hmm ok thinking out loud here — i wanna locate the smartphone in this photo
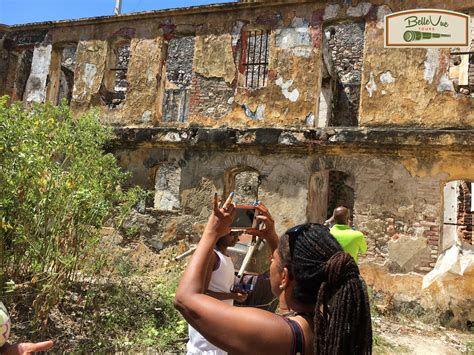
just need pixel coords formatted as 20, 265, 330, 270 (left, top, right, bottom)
231, 205, 258, 230
231, 282, 254, 293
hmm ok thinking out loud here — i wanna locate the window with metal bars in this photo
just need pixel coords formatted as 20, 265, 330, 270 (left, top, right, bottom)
449, 50, 474, 94
243, 30, 270, 89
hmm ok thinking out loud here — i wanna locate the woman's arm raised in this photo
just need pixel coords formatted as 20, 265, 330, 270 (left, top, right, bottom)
174, 194, 292, 354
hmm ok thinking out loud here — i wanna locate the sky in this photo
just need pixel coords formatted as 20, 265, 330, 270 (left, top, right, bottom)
0, 0, 233, 25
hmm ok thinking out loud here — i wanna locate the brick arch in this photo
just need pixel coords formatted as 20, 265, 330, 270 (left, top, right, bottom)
309, 156, 365, 178
224, 166, 261, 203
222, 154, 270, 176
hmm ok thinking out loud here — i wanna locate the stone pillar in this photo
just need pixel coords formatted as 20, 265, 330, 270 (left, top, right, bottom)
24, 44, 52, 104
443, 181, 458, 249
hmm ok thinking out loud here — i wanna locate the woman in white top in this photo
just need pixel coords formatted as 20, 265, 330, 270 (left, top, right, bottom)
187, 231, 248, 355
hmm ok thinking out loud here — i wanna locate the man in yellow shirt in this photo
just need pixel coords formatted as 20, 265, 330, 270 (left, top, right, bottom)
329, 206, 367, 263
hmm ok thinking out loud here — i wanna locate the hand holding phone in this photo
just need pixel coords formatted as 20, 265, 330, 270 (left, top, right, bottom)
230, 205, 259, 230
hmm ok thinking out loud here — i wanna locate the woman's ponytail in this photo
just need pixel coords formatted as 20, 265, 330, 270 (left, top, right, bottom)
314, 252, 372, 355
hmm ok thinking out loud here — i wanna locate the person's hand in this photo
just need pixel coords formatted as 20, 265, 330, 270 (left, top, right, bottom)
232, 292, 248, 303
1, 340, 54, 355
248, 203, 278, 241
204, 192, 236, 239
324, 215, 335, 227
247, 203, 279, 252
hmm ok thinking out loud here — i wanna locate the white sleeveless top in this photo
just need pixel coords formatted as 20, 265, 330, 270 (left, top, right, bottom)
187, 249, 235, 355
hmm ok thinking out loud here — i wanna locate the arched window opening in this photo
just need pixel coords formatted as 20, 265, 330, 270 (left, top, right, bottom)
154, 163, 181, 211
225, 167, 260, 204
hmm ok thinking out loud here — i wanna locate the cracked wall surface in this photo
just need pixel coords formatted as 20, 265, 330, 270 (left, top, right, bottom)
2, 1, 473, 128
163, 36, 194, 122
2, 1, 474, 128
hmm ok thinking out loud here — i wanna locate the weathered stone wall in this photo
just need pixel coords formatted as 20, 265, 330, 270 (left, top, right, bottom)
325, 21, 365, 127
109, 125, 473, 325
163, 36, 194, 122
2, 1, 473, 128
457, 181, 473, 244
360, 4, 474, 127
111, 127, 472, 272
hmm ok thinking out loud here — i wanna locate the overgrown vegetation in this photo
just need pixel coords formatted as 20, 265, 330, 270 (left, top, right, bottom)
76, 275, 187, 352
0, 98, 142, 328
0, 99, 188, 352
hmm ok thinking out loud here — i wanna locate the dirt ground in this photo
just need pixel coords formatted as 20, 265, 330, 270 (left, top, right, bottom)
373, 315, 473, 354
6, 239, 473, 354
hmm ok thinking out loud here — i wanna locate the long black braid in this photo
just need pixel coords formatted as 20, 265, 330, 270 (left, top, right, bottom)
278, 224, 372, 355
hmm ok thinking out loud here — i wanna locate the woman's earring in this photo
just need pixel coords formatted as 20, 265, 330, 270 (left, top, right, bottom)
279, 284, 284, 290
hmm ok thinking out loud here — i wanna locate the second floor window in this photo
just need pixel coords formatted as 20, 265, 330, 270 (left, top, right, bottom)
243, 30, 269, 89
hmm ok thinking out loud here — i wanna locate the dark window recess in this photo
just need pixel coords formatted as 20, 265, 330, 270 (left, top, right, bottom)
101, 41, 130, 109
57, 46, 76, 104
15, 49, 33, 102
113, 43, 130, 93
321, 22, 365, 127
244, 30, 269, 89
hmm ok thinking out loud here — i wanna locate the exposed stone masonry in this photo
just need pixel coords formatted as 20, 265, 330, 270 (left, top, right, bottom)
115, 43, 130, 92
57, 46, 76, 104
154, 163, 181, 211
234, 170, 259, 204
325, 21, 365, 127
14, 49, 33, 101
163, 36, 194, 122
458, 181, 473, 244
189, 73, 234, 119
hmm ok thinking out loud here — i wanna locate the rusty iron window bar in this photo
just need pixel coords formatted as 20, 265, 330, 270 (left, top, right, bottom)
244, 30, 270, 89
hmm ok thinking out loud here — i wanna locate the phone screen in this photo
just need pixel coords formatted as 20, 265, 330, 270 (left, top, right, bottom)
231, 207, 256, 229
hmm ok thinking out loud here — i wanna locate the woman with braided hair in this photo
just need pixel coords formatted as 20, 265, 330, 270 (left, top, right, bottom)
174, 193, 372, 354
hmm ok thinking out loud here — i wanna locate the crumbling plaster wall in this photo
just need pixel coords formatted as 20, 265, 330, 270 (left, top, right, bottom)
51, 23, 166, 126
3, 1, 474, 128
110, 140, 473, 324
361, 263, 474, 329
112, 142, 473, 273
0, 29, 49, 101
102, 35, 165, 126
360, 2, 474, 128
183, 5, 326, 127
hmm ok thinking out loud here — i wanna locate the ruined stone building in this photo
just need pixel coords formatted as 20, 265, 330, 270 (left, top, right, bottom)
0, 0, 473, 327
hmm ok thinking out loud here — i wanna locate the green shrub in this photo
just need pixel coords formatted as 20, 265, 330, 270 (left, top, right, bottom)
77, 276, 187, 353
0, 98, 141, 328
